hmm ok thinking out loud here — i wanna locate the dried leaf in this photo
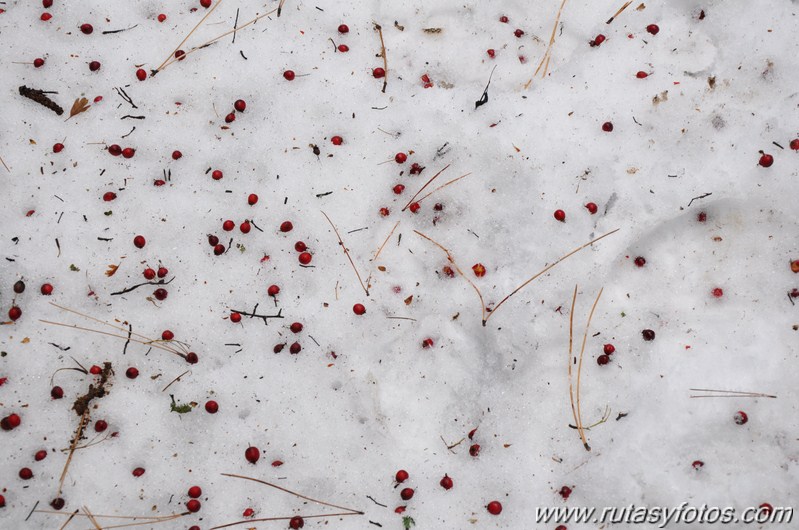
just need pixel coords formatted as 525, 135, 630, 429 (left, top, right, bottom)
404, 295, 413, 305
67, 97, 91, 120
105, 263, 120, 277
21, 337, 30, 344
29, 139, 37, 145
377, 265, 386, 272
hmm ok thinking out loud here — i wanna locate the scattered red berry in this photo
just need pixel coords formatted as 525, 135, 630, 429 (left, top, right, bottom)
136, 68, 147, 81
603, 343, 615, 355
214, 244, 225, 255
298, 252, 312, 265
394, 152, 407, 164
289, 516, 305, 529
712, 287, 723, 298
440, 474, 453, 490
185, 352, 199, 364
157, 267, 168, 278
122, 147, 135, 158
230, 312, 242, 323
40, 283, 53, 295
94, 420, 108, 432
8, 306, 22, 321
153, 288, 168, 301
89, 60, 101, 71
90, 365, 102, 375
590, 34, 606, 47
642, 329, 656, 341
171, 150, 182, 160
634, 256, 646, 267
103, 191, 117, 202
353, 303, 366, 315
636, 71, 649, 79
280, 221, 294, 232
205, 400, 218, 414
19, 467, 33, 480
393, 184, 405, 194
409, 202, 421, 213
289, 322, 304, 333
759, 153, 774, 167
43, 0, 53, 7
289, 342, 301, 354
759, 503, 773, 516
80, 23, 93, 34
126, 367, 139, 379
50, 498, 65, 510
559, 486, 573, 500
248, 193, 258, 205
487, 501, 503, 515
734, 410, 748, 425
240, 220, 251, 234
602, 121, 614, 132
208, 235, 220, 246
338, 24, 349, 34
697, 211, 707, 222
200, 0, 212, 8
400, 488, 414, 501
372, 67, 386, 79
469, 444, 481, 457
487, 49, 496, 58
294, 241, 307, 252
379, 207, 390, 217
597, 354, 610, 365
212, 169, 223, 180
790, 139, 799, 150
422, 337, 434, 348
243, 508, 255, 517
51, 386, 64, 399
395, 469, 409, 483
186, 499, 201, 513
791, 260, 799, 273
35, 449, 48, 461
157, 13, 166, 22
234, 99, 246, 112
499, 15, 509, 23
646, 24, 660, 35
472, 263, 486, 277
34, 57, 45, 68
283, 70, 296, 81
222, 220, 235, 231
692, 460, 704, 470
108, 144, 122, 156
1, 413, 21, 430
337, 44, 349, 52
225, 112, 236, 123
245, 446, 260, 464
268, 284, 280, 297
554, 209, 566, 222
188, 486, 202, 498
132, 467, 145, 477
514, 29, 524, 38
52, 142, 64, 153
143, 268, 156, 280
331, 135, 343, 145
41, 12, 53, 21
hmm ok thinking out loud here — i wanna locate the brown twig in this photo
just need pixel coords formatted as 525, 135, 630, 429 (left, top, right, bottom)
606, 0, 633, 24
161, 370, 191, 392
211, 512, 361, 530
57, 509, 79, 530
0, 155, 9, 172
155, 0, 224, 73
413, 230, 486, 322
372, 221, 400, 261
566, 285, 584, 448
689, 388, 777, 399
19, 85, 64, 115
58, 411, 90, 497
277, 0, 287, 16
373, 23, 388, 93
322, 211, 370, 296
83, 506, 102, 530
525, 0, 570, 88
110, 277, 174, 296
402, 164, 450, 211
483, 228, 619, 325
576, 287, 603, 451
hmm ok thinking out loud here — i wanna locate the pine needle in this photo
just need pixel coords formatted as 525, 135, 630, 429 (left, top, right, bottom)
321, 211, 370, 296
402, 164, 450, 211
57, 411, 90, 497
155, 0, 224, 73
525, 0, 569, 87
575, 287, 603, 451
373, 221, 400, 262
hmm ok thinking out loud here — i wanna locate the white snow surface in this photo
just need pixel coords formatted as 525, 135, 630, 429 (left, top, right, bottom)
1, 1, 798, 529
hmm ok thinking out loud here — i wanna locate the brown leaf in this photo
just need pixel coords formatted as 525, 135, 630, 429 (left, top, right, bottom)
105, 263, 120, 277
377, 265, 386, 272
67, 97, 91, 120
404, 295, 413, 305
21, 337, 30, 344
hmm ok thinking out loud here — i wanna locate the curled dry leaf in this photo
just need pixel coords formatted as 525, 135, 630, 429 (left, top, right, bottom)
404, 295, 413, 305
105, 264, 120, 277
67, 97, 91, 121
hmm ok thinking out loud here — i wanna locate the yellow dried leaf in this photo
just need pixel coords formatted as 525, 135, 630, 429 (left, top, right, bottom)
67, 97, 91, 120
105, 263, 120, 277
21, 337, 30, 344
377, 265, 386, 272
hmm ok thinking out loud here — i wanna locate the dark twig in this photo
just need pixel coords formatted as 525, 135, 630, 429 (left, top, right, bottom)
475, 65, 497, 109
232, 8, 239, 43
687, 192, 712, 207
122, 323, 132, 355
102, 24, 138, 34
366, 496, 387, 508
229, 308, 283, 324
19, 85, 63, 115
111, 277, 174, 296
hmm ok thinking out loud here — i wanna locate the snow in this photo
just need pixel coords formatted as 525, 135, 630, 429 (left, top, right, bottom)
1, 1, 798, 529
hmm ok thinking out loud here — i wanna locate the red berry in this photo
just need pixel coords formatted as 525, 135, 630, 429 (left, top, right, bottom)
289, 342, 301, 354
122, 147, 135, 158
394, 152, 407, 163
157, 267, 168, 278
80, 23, 93, 34
102, 191, 117, 202
245, 446, 260, 463
133, 235, 146, 248
559, 486, 573, 499
499, 15, 509, 23
331, 135, 343, 145
487, 49, 496, 58
283, 70, 296, 81
298, 252, 312, 265
409, 202, 421, 213
422, 337, 434, 348
240, 220, 251, 234
200, 0, 212, 8
712, 287, 723, 298
225, 112, 236, 123
442, 266, 455, 278
289, 516, 305, 529
43, 0, 53, 7
234, 99, 246, 112
205, 400, 218, 414
294, 241, 307, 252
602, 121, 614, 132
41, 12, 53, 21
214, 244, 225, 255
19, 467, 33, 480
51, 386, 64, 399
154, 179, 166, 186
692, 460, 704, 470
636, 71, 649, 79
759, 503, 773, 516
393, 184, 405, 194
554, 209, 566, 222
186, 352, 199, 364
8, 306, 22, 321
126, 367, 139, 379
280, 221, 293, 232
34, 58, 45, 68
472, 263, 486, 277
409, 163, 425, 175
734, 410, 748, 425
90, 365, 102, 375
108, 144, 122, 156
372, 67, 386, 78
143, 268, 156, 280
35, 450, 48, 461
642, 329, 656, 341
592, 34, 606, 46
585, 202, 598, 214
268, 284, 280, 297
171, 150, 182, 160
230, 312, 242, 323
13, 280, 25, 293
603, 343, 615, 354
136, 68, 147, 81
646, 24, 660, 35
208, 234, 220, 246
188, 486, 202, 498
790, 139, 799, 150
274, 343, 285, 353
40, 283, 53, 295
50, 498, 65, 510
697, 211, 707, 222
154, 288, 168, 301
290, 322, 304, 333
52, 142, 64, 153
514, 29, 524, 38
89, 60, 101, 71
440, 474, 453, 490
186, 499, 201, 513
395, 469, 409, 483
634, 256, 646, 267
791, 260, 799, 273
379, 207, 390, 217
400, 488, 414, 501
487, 501, 502, 515
132, 467, 145, 477
338, 24, 349, 33
243, 508, 255, 517
94, 420, 108, 432
353, 303, 366, 315
597, 354, 610, 365
469, 444, 480, 457
337, 44, 349, 52
222, 220, 235, 231
759, 153, 774, 167
157, 14, 166, 22
212, 169, 223, 180
2, 413, 21, 430
247, 193, 258, 205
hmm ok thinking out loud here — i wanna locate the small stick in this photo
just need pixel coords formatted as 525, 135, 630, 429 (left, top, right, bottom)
372, 221, 400, 261
414, 172, 472, 206
483, 228, 619, 325
111, 277, 174, 296
155, 0, 224, 73
58, 411, 90, 496
211, 512, 361, 530
689, 388, 777, 398
606, 0, 633, 24
373, 23, 388, 93
576, 287, 603, 451
525, 0, 569, 87
229, 307, 284, 324
232, 8, 239, 43
83, 506, 102, 530
162, 370, 191, 392
58, 509, 79, 530
0, 155, 9, 172
220, 473, 363, 513
402, 164, 451, 211
37, 511, 180, 521
322, 211, 370, 296
277, 0, 286, 16
566, 285, 585, 448
414, 230, 486, 322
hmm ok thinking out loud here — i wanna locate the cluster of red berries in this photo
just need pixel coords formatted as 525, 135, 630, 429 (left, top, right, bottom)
186, 483, 203, 513
274, 321, 306, 354
335, 23, 350, 53
392, 469, 461, 514
224, 98, 247, 124
6, 279, 54, 323
142, 265, 169, 280
552, 202, 599, 222
597, 343, 616, 366
108, 144, 136, 158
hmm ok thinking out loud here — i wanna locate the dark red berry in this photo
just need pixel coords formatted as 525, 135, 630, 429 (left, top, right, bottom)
554, 209, 566, 222
499, 15, 509, 23
40, 283, 53, 295
487, 501, 502, 515
94, 420, 108, 432
379, 207, 390, 217
602, 121, 613, 132
157, 267, 168, 278
157, 14, 166, 22
712, 287, 723, 298
790, 139, 799, 150
245, 446, 260, 463
634, 256, 646, 267
692, 460, 704, 470
593, 34, 606, 46
186, 499, 201, 513
289, 342, 301, 354
188, 485, 202, 498
51, 386, 64, 399
697, 211, 707, 222
13, 280, 25, 293
400, 488, 414, 501
395, 469, 409, 483
734, 411, 748, 425
234, 99, 246, 112
585, 202, 598, 214
52, 142, 63, 153
50, 498, 65, 510
469, 444, 481, 457
222, 220, 235, 231
597, 354, 610, 365
294, 241, 307, 252
185, 352, 199, 364
153, 288, 168, 301
35, 449, 48, 461
372, 67, 386, 79
108, 144, 122, 156
143, 268, 156, 280
200, 0, 212, 8
559, 486, 573, 500
394, 152, 407, 163
338, 24, 349, 33
171, 150, 182, 160
393, 184, 405, 194
33, 57, 45, 68
43, 0, 53, 7
126, 367, 139, 379
642, 329, 655, 341
122, 147, 136, 158
603, 343, 615, 354
283, 70, 296, 81
759, 153, 774, 167
225, 112, 236, 123
8, 306, 22, 321
19, 468, 33, 480
290, 322, 303, 333
514, 29, 524, 38
353, 303, 366, 315
268, 284, 280, 297
2, 413, 21, 430
212, 169, 223, 180
89, 60, 101, 71
90, 365, 102, 375
205, 400, 218, 414
274, 343, 285, 353
298, 252, 312, 265
132, 467, 145, 477
487, 49, 496, 58
280, 221, 293, 232
80, 23, 93, 34
440, 474, 453, 490
240, 220, 251, 234
103, 191, 116, 202
289, 515, 305, 529
646, 24, 660, 35
409, 202, 421, 213
208, 234, 219, 246
213, 244, 225, 255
